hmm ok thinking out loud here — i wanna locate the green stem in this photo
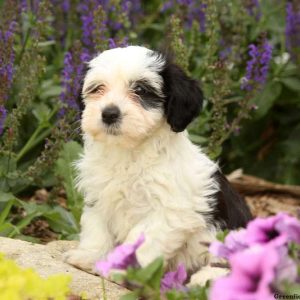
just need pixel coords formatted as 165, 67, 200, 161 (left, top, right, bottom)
16, 27, 32, 65
16, 107, 59, 162
16, 125, 47, 162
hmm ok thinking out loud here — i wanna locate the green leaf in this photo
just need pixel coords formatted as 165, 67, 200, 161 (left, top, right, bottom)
0, 222, 17, 237
32, 103, 51, 123
0, 155, 17, 175
189, 134, 207, 145
55, 141, 83, 211
252, 81, 282, 119
0, 200, 14, 226
0, 192, 18, 225
43, 206, 79, 234
8, 211, 43, 238
16, 201, 48, 215
120, 291, 139, 300
216, 229, 229, 242
37, 40, 56, 47
280, 77, 300, 93
0, 192, 17, 203
40, 85, 62, 100
135, 257, 164, 289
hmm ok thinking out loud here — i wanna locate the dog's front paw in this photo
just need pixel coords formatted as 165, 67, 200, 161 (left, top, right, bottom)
63, 248, 102, 274
188, 266, 229, 287
136, 243, 163, 268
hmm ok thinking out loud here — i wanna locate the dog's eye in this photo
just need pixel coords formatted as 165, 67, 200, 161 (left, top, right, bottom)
134, 85, 147, 95
90, 85, 105, 94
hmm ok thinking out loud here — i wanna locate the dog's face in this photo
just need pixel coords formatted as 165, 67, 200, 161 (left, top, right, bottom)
81, 46, 203, 148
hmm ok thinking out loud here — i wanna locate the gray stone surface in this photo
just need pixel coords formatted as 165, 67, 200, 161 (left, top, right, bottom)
0, 237, 127, 299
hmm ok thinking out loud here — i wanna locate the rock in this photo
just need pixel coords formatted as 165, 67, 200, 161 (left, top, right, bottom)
0, 237, 127, 299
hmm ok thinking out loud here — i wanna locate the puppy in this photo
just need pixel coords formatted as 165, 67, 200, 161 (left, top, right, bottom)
64, 46, 251, 281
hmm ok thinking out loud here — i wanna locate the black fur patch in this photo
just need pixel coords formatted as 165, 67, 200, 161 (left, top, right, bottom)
205, 171, 252, 230
160, 57, 203, 132
132, 79, 165, 110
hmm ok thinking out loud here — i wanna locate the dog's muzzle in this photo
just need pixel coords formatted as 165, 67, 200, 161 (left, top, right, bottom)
102, 105, 121, 125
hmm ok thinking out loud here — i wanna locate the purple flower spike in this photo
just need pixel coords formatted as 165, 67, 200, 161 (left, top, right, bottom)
0, 106, 7, 135
108, 38, 117, 49
161, 264, 187, 292
246, 212, 300, 246
60, 48, 90, 117
96, 234, 145, 277
209, 229, 248, 259
242, 37, 272, 91
0, 20, 17, 134
108, 37, 129, 49
210, 245, 279, 300
245, 0, 261, 20
161, 1, 206, 33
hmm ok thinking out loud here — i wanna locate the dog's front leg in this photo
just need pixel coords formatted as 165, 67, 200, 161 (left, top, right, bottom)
125, 212, 190, 268
64, 206, 113, 273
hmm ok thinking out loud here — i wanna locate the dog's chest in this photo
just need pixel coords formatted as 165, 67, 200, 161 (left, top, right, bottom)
82, 156, 170, 237
78, 138, 217, 242
103, 160, 168, 206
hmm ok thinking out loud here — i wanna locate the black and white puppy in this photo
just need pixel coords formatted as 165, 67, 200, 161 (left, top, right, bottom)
65, 46, 251, 283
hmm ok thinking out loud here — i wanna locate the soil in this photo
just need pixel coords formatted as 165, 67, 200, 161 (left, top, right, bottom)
228, 170, 300, 218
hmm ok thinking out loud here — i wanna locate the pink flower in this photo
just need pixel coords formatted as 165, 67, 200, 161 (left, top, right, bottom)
246, 213, 300, 247
276, 214, 300, 244
210, 245, 279, 300
209, 229, 248, 259
210, 213, 300, 260
161, 264, 187, 292
274, 247, 298, 284
95, 234, 145, 277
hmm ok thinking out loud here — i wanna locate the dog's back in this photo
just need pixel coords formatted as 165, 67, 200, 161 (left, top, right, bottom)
210, 171, 252, 229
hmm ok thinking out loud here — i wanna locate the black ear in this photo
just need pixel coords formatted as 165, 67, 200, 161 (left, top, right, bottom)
161, 61, 203, 132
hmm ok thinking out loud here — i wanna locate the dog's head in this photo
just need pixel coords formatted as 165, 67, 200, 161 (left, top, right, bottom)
81, 46, 203, 147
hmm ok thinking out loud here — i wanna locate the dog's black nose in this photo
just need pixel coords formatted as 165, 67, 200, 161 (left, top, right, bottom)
102, 106, 121, 125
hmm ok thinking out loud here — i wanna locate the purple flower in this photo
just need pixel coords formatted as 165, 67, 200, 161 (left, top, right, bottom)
78, 0, 108, 49
286, 2, 300, 62
161, 264, 187, 292
61, 0, 70, 12
210, 229, 248, 259
60, 48, 90, 116
275, 247, 298, 284
120, 0, 142, 25
108, 38, 117, 49
161, 1, 206, 33
210, 213, 300, 259
0, 106, 7, 135
242, 36, 272, 91
245, 0, 261, 20
219, 46, 232, 60
20, 0, 40, 12
245, 212, 300, 246
0, 21, 17, 95
79, 1, 97, 48
0, 20, 16, 135
210, 245, 279, 300
95, 234, 145, 277
78, 0, 134, 51
108, 37, 129, 49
